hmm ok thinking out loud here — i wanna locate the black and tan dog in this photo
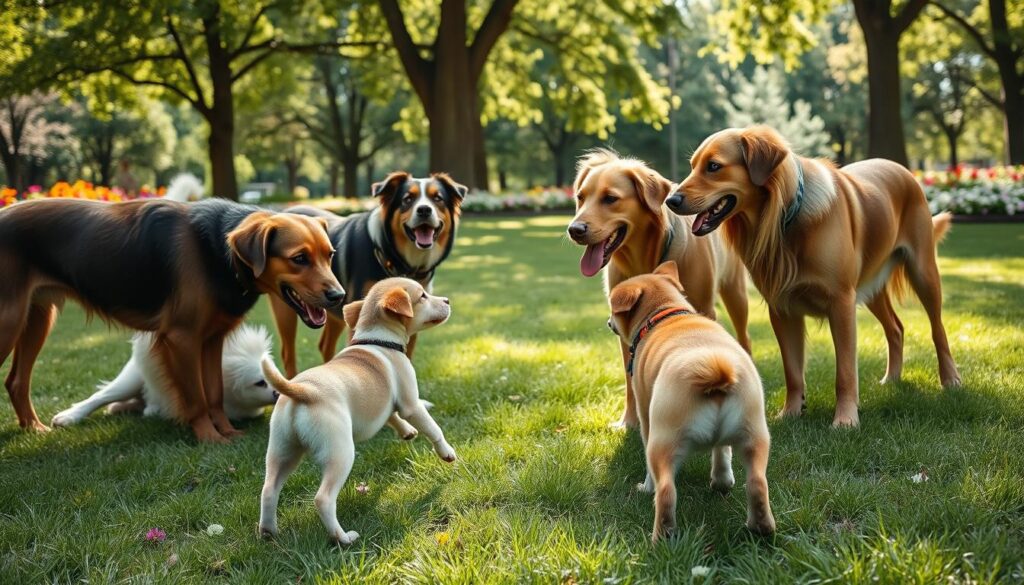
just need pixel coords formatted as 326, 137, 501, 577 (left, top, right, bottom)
0, 198, 343, 442
271, 171, 465, 378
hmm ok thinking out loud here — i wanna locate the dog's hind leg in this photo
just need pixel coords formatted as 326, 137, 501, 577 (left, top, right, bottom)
52, 355, 145, 427
270, 295, 300, 378
647, 435, 687, 543
156, 330, 225, 443
5, 302, 57, 432
259, 435, 303, 539
311, 434, 359, 545
905, 239, 961, 387
741, 433, 775, 535
866, 292, 904, 384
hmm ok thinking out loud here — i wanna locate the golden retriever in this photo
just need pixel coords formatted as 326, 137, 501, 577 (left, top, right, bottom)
667, 126, 961, 427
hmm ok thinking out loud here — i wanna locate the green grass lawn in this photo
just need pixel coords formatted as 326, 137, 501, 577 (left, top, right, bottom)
1, 217, 1023, 583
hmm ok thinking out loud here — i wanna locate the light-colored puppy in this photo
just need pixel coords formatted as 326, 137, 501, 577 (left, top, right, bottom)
52, 325, 277, 426
667, 126, 961, 427
608, 262, 774, 542
258, 277, 456, 545
567, 149, 750, 429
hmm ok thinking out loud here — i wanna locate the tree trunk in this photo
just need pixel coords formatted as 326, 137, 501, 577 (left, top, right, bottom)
428, 4, 480, 187
342, 152, 359, 198
498, 168, 508, 191
285, 158, 299, 195
1002, 87, 1024, 164
861, 23, 909, 166
987, 0, 1024, 164
203, 12, 238, 200
366, 159, 376, 195
945, 127, 959, 168
328, 161, 339, 197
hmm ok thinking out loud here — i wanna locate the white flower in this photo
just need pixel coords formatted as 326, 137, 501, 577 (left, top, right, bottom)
206, 523, 224, 536
691, 565, 712, 578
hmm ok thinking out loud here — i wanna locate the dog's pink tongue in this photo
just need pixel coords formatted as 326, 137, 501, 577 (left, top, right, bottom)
414, 226, 435, 247
692, 211, 709, 235
580, 243, 605, 277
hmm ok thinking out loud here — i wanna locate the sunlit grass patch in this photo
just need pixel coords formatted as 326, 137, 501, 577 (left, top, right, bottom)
0, 220, 1022, 583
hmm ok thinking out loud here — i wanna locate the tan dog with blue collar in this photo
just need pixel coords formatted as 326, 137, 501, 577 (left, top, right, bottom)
258, 278, 456, 545
608, 261, 774, 542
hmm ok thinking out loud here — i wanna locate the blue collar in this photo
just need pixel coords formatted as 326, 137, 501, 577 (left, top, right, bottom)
782, 161, 804, 232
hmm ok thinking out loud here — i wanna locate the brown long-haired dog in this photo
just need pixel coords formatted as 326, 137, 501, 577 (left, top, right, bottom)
667, 126, 961, 427
567, 149, 751, 428
0, 198, 343, 442
608, 262, 774, 541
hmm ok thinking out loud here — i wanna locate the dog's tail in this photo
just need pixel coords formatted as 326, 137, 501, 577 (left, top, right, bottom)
887, 211, 952, 303
687, 353, 738, 394
261, 357, 315, 403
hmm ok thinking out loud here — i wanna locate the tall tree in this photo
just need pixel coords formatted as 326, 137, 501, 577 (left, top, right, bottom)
0, 93, 72, 193
300, 56, 401, 197
378, 0, 517, 189
8, 1, 375, 199
931, 0, 1024, 164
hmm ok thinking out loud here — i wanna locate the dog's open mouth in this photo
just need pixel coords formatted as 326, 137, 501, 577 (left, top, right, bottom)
405, 223, 442, 250
692, 195, 736, 236
580, 225, 627, 277
281, 285, 327, 329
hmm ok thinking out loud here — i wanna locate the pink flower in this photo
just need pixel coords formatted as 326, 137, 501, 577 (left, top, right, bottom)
145, 528, 166, 543
28, 185, 42, 193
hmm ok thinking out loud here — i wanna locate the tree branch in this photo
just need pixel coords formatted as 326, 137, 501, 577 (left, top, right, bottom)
378, 0, 432, 107
165, 14, 207, 108
929, 2, 996, 58
232, 47, 275, 82
107, 68, 208, 115
469, 0, 519, 80
895, 0, 929, 34
232, 2, 274, 58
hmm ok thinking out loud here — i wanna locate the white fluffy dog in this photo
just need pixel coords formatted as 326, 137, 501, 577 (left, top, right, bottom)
163, 173, 206, 202
53, 325, 277, 426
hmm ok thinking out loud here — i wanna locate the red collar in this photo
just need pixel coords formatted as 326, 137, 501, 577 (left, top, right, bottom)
626, 307, 694, 376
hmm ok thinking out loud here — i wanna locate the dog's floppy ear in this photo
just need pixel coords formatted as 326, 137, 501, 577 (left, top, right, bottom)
379, 287, 414, 320
654, 260, 684, 290
228, 212, 275, 278
609, 284, 643, 315
629, 169, 674, 213
740, 127, 788, 187
432, 172, 468, 201
371, 171, 410, 204
342, 300, 363, 330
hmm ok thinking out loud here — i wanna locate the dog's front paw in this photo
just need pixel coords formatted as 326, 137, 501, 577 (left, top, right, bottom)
257, 524, 277, 540
51, 410, 81, 428
332, 529, 360, 545
434, 442, 457, 463
637, 474, 655, 494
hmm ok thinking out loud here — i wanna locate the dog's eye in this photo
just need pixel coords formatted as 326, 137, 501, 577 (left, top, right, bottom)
575, 193, 583, 203
291, 253, 309, 266
706, 161, 722, 172
254, 380, 267, 387
602, 194, 617, 205
433, 194, 443, 203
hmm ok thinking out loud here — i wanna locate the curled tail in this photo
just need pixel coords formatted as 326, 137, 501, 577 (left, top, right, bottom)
689, 353, 738, 394
887, 211, 952, 302
261, 357, 315, 403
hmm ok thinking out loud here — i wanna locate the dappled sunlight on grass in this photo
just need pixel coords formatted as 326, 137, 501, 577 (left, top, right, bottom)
1, 220, 1022, 582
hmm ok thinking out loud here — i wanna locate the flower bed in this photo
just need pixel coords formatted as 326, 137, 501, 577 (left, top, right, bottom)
917, 165, 1024, 216
1, 180, 166, 207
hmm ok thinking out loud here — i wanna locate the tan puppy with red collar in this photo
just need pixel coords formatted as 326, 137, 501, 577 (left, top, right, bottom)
258, 277, 456, 545
608, 262, 774, 542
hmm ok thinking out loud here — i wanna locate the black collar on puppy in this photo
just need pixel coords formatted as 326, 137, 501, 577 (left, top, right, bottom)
626, 307, 695, 376
350, 338, 407, 354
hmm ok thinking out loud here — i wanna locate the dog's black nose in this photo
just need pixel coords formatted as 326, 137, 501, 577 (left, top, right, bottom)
416, 206, 432, 218
567, 222, 588, 242
324, 289, 345, 305
665, 192, 684, 212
